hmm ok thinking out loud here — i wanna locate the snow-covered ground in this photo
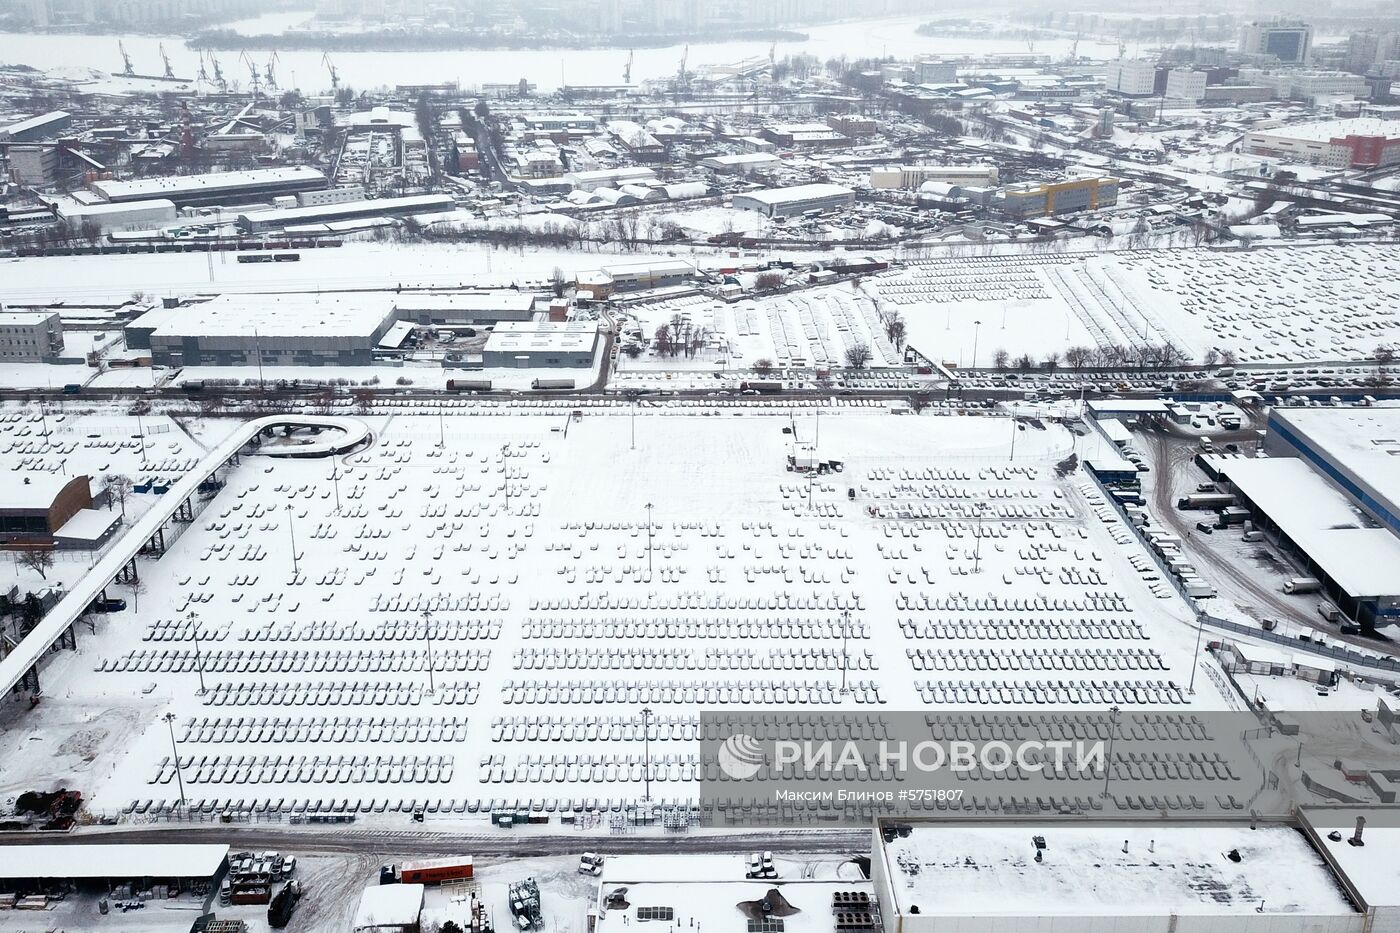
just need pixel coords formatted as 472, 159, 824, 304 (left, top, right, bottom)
0, 405, 1245, 822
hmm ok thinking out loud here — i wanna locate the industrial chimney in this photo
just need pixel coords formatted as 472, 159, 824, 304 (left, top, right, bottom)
1349, 816, 1366, 847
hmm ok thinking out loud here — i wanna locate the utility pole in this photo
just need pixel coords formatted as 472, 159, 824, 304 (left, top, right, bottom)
1101, 705, 1120, 799
631, 398, 636, 450
973, 503, 985, 574
164, 712, 187, 810
254, 329, 265, 388
1010, 408, 1019, 461
285, 504, 299, 576
1188, 613, 1205, 694
422, 608, 435, 695
189, 610, 206, 695
437, 409, 445, 448
645, 502, 654, 575
641, 706, 654, 803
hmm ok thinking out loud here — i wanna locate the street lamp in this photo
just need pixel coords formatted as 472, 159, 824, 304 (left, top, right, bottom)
164, 712, 187, 811
285, 504, 299, 576
630, 398, 636, 451
1100, 706, 1121, 799
641, 707, 654, 803
189, 610, 206, 696
422, 608, 435, 695
971, 320, 982, 371
501, 444, 511, 513
973, 502, 985, 574
839, 609, 851, 696
331, 461, 341, 514
1188, 613, 1205, 695
645, 503, 654, 575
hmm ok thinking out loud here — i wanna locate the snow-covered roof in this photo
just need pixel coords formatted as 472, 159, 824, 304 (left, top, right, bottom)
237, 194, 454, 226
0, 844, 227, 880
1273, 406, 1400, 523
1206, 455, 1400, 598
878, 824, 1354, 918
353, 883, 424, 930
596, 879, 874, 933
734, 183, 854, 206
1251, 118, 1400, 142
394, 293, 536, 314
484, 320, 599, 354
91, 167, 326, 202
54, 507, 120, 541
0, 473, 86, 511
56, 198, 176, 219
1304, 808, 1400, 908
0, 110, 70, 138
143, 294, 396, 341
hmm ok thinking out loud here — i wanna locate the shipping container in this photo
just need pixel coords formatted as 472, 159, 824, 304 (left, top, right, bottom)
399, 857, 473, 885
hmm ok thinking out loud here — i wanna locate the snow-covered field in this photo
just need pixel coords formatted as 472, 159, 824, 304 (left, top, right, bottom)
1, 405, 1239, 821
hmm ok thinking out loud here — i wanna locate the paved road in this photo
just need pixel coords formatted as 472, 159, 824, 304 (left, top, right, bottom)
0, 825, 869, 859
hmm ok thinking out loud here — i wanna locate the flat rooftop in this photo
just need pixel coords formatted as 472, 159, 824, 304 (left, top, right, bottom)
483, 320, 599, 354
1256, 119, 1400, 142
1204, 455, 1400, 599
394, 293, 537, 313
596, 880, 873, 933
0, 844, 228, 880
879, 824, 1354, 917
738, 183, 854, 205
1272, 407, 1400, 517
1302, 808, 1400, 909
91, 167, 326, 202
142, 294, 394, 340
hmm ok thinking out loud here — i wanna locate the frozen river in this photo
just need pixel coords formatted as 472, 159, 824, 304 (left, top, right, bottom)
0, 14, 1116, 93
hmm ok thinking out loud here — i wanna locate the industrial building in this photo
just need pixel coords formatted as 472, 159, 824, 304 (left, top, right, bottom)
869, 165, 1000, 189
759, 123, 849, 148
0, 110, 71, 143
0, 474, 93, 546
57, 199, 176, 234
699, 152, 782, 174
994, 177, 1120, 219
872, 813, 1399, 933
1106, 59, 1159, 97
1201, 453, 1400, 628
89, 167, 328, 208
0, 844, 229, 894
732, 183, 856, 218
826, 114, 879, 137
1243, 120, 1400, 169
1165, 68, 1208, 101
576, 259, 695, 297
0, 310, 63, 362
563, 167, 656, 191
1240, 19, 1314, 64
1265, 407, 1400, 539
481, 321, 600, 369
128, 295, 398, 367
5, 145, 59, 185
235, 194, 453, 233
392, 293, 538, 326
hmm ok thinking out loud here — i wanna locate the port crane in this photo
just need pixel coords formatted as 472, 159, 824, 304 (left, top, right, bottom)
623, 49, 632, 83
264, 50, 280, 90
196, 50, 209, 82
240, 50, 261, 96
159, 43, 174, 79
323, 52, 339, 91
117, 40, 134, 76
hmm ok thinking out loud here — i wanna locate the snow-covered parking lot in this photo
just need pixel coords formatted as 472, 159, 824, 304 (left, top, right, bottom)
4, 407, 1235, 822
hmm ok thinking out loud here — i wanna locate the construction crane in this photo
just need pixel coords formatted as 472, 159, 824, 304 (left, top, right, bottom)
1066, 32, 1080, 64
678, 44, 689, 93
264, 50, 280, 90
240, 49, 260, 96
623, 49, 633, 84
159, 42, 174, 79
322, 52, 339, 91
117, 40, 134, 76
210, 53, 225, 90
196, 50, 209, 83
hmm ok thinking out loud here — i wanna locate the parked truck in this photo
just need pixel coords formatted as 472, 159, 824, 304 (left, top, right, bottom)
380, 857, 473, 885
1283, 577, 1322, 595
740, 380, 783, 395
1177, 493, 1235, 511
267, 881, 302, 929
531, 378, 575, 390
446, 379, 492, 392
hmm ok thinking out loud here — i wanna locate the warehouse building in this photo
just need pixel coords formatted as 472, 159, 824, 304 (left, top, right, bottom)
481, 321, 600, 369
353, 883, 424, 933
0, 310, 63, 362
130, 294, 397, 367
994, 177, 1120, 219
0, 474, 93, 546
57, 198, 176, 235
576, 259, 695, 298
236, 193, 453, 233
0, 110, 71, 143
869, 165, 1000, 189
1243, 119, 1400, 169
872, 817, 1370, 933
563, 167, 656, 191
89, 166, 327, 207
759, 123, 849, 148
393, 293, 538, 326
1202, 453, 1400, 629
0, 844, 228, 894
699, 152, 782, 174
732, 183, 856, 218
1265, 407, 1400, 539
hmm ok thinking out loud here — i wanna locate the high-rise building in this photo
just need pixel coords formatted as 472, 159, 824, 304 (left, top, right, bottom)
1165, 68, 1207, 101
1239, 19, 1313, 65
1106, 59, 1158, 97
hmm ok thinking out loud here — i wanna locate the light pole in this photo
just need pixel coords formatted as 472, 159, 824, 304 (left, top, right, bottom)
1188, 614, 1205, 695
422, 609, 435, 695
285, 504, 299, 576
1009, 408, 1019, 461
189, 610, 206, 696
331, 461, 341, 514
164, 712, 187, 811
641, 707, 654, 803
971, 320, 981, 370
973, 502, 985, 574
839, 609, 851, 696
630, 399, 636, 450
1101, 705, 1121, 799
437, 409, 445, 449
645, 503, 654, 575
501, 444, 511, 513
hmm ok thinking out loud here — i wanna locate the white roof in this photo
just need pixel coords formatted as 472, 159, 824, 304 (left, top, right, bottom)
145, 294, 394, 340
238, 194, 453, 226
0, 844, 227, 880
377, 320, 416, 349
1207, 455, 1400, 598
1304, 809, 1400, 908
0, 310, 59, 326
54, 507, 120, 541
735, 183, 854, 206
703, 152, 781, 166
58, 198, 176, 219
1271, 407, 1400, 519
92, 167, 325, 202
395, 293, 536, 313
484, 320, 599, 354
879, 824, 1353, 917
1, 110, 70, 136
354, 883, 424, 930
0, 473, 85, 510
1087, 400, 1171, 414
1253, 118, 1400, 142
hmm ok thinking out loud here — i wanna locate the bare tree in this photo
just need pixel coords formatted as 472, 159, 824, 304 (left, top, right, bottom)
129, 577, 148, 613
755, 272, 786, 291
844, 342, 873, 369
1014, 353, 1035, 372
992, 348, 1010, 370
1064, 346, 1093, 370
106, 474, 134, 518
19, 550, 54, 580
754, 358, 774, 374
1043, 351, 1061, 372
1219, 349, 1238, 367
550, 267, 567, 298
1202, 349, 1220, 368
882, 307, 907, 351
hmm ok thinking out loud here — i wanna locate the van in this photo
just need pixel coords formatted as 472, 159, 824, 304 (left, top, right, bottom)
1242, 530, 1265, 543
1195, 521, 1214, 534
